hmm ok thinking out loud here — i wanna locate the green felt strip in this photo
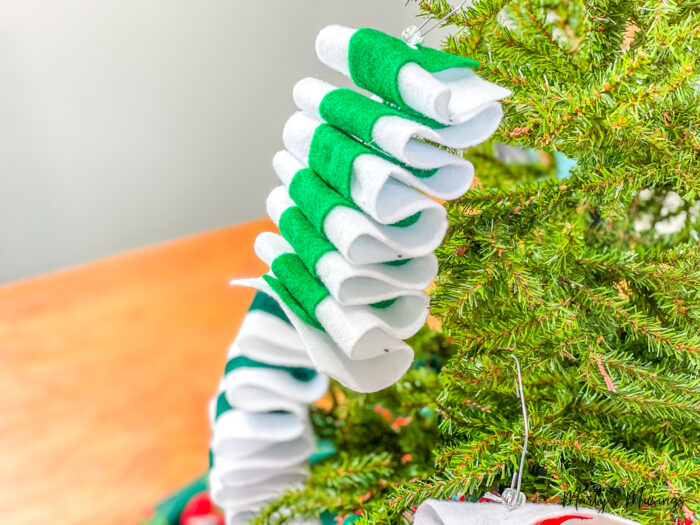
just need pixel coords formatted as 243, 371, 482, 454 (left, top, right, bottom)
308, 123, 366, 199
225, 355, 317, 382
215, 392, 233, 419
310, 123, 438, 192
347, 28, 479, 110
270, 253, 330, 327
278, 206, 335, 277
288, 168, 357, 232
392, 211, 422, 227
370, 298, 398, 309
384, 258, 412, 266
263, 274, 321, 329
249, 290, 290, 324
318, 89, 445, 149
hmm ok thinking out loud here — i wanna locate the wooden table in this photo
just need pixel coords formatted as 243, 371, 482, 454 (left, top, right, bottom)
0, 219, 273, 525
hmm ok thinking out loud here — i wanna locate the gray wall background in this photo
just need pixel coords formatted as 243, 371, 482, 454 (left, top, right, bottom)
0, 1, 445, 283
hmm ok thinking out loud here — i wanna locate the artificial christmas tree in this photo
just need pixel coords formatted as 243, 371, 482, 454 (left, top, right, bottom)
252, 0, 699, 524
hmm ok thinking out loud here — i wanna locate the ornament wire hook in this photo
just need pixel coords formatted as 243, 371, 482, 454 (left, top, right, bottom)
501, 353, 528, 510
402, 1, 468, 47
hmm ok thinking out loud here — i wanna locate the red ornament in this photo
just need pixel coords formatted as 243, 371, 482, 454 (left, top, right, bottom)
180, 492, 225, 525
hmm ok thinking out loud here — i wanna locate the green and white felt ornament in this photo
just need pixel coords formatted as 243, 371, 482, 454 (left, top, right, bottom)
315, 25, 511, 125
232, 277, 414, 393
281, 113, 474, 201
211, 21, 512, 523
208, 293, 326, 524
269, 155, 448, 264
293, 77, 503, 166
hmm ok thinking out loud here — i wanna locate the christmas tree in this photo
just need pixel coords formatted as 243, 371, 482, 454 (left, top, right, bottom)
255, 1, 699, 523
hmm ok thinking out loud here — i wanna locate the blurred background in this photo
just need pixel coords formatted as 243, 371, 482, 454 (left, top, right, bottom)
0, 1, 440, 283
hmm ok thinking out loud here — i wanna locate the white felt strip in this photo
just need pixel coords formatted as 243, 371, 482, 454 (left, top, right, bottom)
210, 408, 307, 460
315, 250, 437, 305
276, 142, 471, 206
255, 232, 429, 356
264, 199, 439, 302
315, 24, 511, 125
211, 461, 308, 489
210, 471, 306, 510
281, 113, 465, 216
230, 310, 312, 368
231, 277, 414, 393
225, 367, 329, 409
215, 425, 316, 470
293, 77, 502, 164
266, 182, 447, 265
413, 500, 641, 525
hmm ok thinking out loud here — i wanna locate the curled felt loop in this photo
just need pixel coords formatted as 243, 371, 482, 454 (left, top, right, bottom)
254, 232, 430, 354
225, 367, 329, 412
210, 405, 307, 460
210, 471, 307, 511
232, 277, 414, 393
229, 311, 312, 368
315, 25, 511, 125
293, 77, 504, 163
212, 462, 308, 489
412, 500, 641, 525
265, 189, 438, 303
282, 115, 450, 224
280, 114, 471, 215
270, 162, 448, 264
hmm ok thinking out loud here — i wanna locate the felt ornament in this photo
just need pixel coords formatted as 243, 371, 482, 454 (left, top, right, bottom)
315, 25, 511, 125
252, 232, 430, 352
231, 277, 414, 393
209, 294, 327, 522
292, 77, 503, 166
264, 195, 438, 305
270, 157, 448, 264
263, 200, 439, 304
281, 114, 473, 202
412, 500, 641, 525
280, 119, 450, 226
212, 22, 512, 523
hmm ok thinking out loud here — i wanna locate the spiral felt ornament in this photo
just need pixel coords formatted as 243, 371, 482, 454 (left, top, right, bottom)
211, 23, 509, 523
233, 24, 508, 393
208, 292, 327, 525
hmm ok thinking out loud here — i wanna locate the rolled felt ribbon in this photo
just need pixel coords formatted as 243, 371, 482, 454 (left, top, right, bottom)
293, 77, 503, 165
280, 112, 473, 204
315, 25, 511, 125
209, 295, 327, 520
225, 367, 329, 415
232, 277, 414, 393
254, 231, 430, 353
271, 157, 448, 264
413, 499, 641, 525
264, 184, 438, 304
229, 302, 312, 368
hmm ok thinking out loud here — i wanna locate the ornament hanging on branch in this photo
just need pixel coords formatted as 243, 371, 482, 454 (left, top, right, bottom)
233, 24, 509, 393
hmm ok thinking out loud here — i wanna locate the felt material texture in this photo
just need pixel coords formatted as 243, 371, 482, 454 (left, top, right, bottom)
348, 27, 479, 108
231, 276, 414, 393
315, 24, 511, 125
270, 198, 439, 305
294, 78, 503, 166
412, 500, 641, 525
282, 124, 453, 224
209, 302, 327, 520
280, 124, 474, 205
254, 232, 430, 359
267, 181, 448, 265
